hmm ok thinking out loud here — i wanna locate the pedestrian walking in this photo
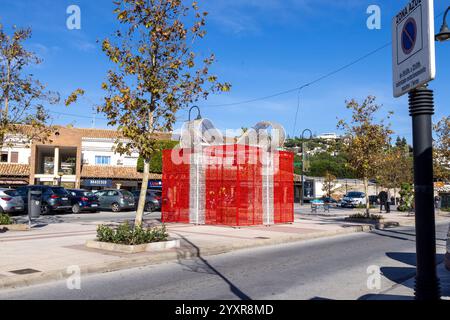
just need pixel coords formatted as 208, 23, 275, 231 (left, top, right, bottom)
379, 190, 388, 213
434, 195, 441, 211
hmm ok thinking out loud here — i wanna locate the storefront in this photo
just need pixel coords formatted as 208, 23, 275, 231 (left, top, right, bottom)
0, 164, 30, 188
0, 178, 29, 188
148, 179, 162, 191
81, 179, 113, 191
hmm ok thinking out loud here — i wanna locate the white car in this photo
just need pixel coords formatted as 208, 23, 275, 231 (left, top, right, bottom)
341, 192, 367, 208
0, 188, 25, 215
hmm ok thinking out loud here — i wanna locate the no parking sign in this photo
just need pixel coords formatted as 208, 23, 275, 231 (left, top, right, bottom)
392, 0, 436, 97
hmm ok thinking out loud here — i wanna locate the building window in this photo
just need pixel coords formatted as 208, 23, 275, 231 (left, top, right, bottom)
0, 152, 8, 163
95, 156, 111, 165
10, 152, 19, 163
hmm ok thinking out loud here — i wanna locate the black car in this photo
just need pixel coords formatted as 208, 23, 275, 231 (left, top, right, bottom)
67, 189, 100, 213
16, 185, 72, 215
320, 197, 338, 204
131, 190, 162, 212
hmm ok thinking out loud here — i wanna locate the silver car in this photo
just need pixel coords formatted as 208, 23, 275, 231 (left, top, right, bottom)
0, 188, 25, 215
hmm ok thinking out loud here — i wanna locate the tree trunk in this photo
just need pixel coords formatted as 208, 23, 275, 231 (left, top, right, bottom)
135, 110, 154, 228
135, 160, 150, 228
364, 178, 370, 218
393, 187, 397, 206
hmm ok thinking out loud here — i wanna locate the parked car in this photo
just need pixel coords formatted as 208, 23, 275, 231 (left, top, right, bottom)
131, 190, 162, 212
16, 185, 72, 215
320, 197, 338, 207
340, 191, 367, 208
67, 189, 100, 214
446, 224, 450, 271
94, 189, 135, 212
0, 189, 25, 215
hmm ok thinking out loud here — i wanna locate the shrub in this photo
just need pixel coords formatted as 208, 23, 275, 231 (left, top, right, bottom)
356, 204, 376, 209
97, 222, 169, 245
0, 214, 12, 225
348, 213, 383, 221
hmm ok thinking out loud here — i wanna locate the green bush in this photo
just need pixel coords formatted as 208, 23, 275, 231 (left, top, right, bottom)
398, 183, 414, 212
96, 222, 169, 245
356, 204, 376, 209
348, 213, 383, 221
137, 140, 180, 174
0, 214, 12, 225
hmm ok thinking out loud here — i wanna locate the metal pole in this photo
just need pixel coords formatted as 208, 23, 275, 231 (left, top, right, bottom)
300, 129, 312, 206
409, 86, 440, 300
301, 141, 305, 206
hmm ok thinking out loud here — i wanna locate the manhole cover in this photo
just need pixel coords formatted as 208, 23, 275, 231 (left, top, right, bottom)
9, 268, 41, 275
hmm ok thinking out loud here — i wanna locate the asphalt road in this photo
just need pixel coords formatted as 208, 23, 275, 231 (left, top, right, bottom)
1, 223, 448, 300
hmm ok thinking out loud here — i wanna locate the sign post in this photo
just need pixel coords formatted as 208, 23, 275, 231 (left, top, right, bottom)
392, 0, 436, 97
392, 0, 440, 300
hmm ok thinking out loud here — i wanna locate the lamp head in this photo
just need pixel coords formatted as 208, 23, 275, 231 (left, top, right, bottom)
436, 23, 450, 42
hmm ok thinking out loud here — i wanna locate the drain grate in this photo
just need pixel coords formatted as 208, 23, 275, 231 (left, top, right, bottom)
254, 237, 271, 240
9, 268, 41, 275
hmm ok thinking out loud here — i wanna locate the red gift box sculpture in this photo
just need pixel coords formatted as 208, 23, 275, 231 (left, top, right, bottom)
162, 119, 294, 226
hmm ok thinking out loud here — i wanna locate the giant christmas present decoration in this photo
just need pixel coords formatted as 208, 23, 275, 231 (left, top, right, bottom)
162, 119, 294, 226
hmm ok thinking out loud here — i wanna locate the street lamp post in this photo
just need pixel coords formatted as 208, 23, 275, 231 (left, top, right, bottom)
411, 9, 450, 301
435, 6, 450, 42
188, 106, 202, 122
301, 129, 313, 206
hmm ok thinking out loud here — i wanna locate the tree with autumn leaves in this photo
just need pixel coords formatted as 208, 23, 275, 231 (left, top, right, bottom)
434, 116, 450, 182
99, 0, 230, 226
338, 96, 393, 217
376, 143, 413, 204
0, 25, 84, 150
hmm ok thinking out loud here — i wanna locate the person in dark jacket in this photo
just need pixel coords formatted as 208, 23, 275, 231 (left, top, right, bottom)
379, 190, 388, 213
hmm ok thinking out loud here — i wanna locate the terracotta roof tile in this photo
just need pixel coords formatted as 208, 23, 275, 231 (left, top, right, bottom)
0, 164, 30, 177
81, 165, 162, 180
14, 125, 172, 141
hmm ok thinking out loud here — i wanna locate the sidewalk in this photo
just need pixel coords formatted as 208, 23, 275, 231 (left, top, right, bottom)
367, 262, 450, 300
1, 208, 449, 290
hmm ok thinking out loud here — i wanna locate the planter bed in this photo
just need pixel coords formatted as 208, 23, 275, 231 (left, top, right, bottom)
86, 239, 181, 254
0, 224, 30, 232
344, 218, 400, 229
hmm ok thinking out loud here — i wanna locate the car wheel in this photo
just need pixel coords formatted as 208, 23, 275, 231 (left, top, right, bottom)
72, 204, 80, 214
111, 203, 121, 213
144, 202, 155, 212
41, 204, 50, 215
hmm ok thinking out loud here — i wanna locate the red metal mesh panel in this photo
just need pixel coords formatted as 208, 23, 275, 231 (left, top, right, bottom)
274, 151, 294, 224
205, 145, 263, 226
162, 149, 190, 223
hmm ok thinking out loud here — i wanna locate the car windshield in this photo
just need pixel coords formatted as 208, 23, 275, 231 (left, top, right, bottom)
52, 188, 69, 196
121, 190, 134, 198
3, 190, 19, 197
83, 192, 95, 197
347, 192, 363, 198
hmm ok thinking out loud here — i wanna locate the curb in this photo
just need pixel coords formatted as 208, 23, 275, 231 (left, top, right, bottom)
0, 225, 372, 290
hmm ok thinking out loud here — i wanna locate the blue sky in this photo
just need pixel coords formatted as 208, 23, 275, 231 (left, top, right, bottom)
1, 0, 449, 141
